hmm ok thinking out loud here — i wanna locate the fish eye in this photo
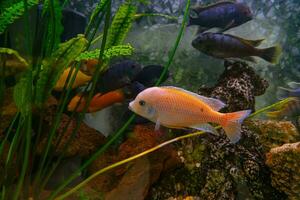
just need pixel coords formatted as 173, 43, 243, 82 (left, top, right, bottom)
139, 100, 146, 106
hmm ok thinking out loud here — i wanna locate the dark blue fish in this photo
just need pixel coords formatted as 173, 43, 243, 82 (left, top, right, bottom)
192, 32, 281, 64
96, 60, 142, 93
135, 65, 169, 87
188, 1, 253, 32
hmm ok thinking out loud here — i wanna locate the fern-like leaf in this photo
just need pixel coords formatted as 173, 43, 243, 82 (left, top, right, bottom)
76, 44, 134, 62
35, 34, 87, 107
0, 0, 39, 34
106, 3, 137, 48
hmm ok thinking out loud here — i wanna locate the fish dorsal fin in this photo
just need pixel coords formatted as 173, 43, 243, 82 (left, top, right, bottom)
192, 1, 236, 13
224, 33, 265, 47
161, 86, 226, 111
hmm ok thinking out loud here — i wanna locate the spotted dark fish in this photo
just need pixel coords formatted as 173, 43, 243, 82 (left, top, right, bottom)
192, 32, 282, 64
188, 1, 253, 32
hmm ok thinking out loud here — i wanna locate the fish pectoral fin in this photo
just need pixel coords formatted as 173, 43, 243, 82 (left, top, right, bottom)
287, 82, 300, 89
190, 123, 218, 135
221, 20, 235, 32
155, 120, 161, 131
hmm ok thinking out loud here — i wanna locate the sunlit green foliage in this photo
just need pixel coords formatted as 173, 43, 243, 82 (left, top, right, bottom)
76, 44, 134, 62
34, 35, 87, 107
106, 2, 137, 48
0, 0, 39, 34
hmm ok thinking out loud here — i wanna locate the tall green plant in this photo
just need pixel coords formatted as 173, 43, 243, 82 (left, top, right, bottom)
49, 0, 190, 199
106, 2, 137, 48
42, 0, 64, 55
34, 35, 87, 107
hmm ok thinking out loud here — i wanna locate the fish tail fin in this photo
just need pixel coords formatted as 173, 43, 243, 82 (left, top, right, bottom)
276, 87, 291, 99
221, 110, 251, 143
260, 45, 282, 64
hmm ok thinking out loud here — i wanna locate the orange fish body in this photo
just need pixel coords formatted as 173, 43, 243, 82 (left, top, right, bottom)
54, 67, 92, 91
129, 86, 251, 143
68, 90, 125, 112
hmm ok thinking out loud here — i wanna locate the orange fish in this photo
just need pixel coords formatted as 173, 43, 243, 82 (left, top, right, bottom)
68, 90, 125, 112
129, 86, 251, 143
54, 67, 92, 91
80, 59, 101, 75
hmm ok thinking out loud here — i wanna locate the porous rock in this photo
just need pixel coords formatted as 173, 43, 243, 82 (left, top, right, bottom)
266, 142, 300, 200
246, 119, 300, 152
198, 60, 269, 112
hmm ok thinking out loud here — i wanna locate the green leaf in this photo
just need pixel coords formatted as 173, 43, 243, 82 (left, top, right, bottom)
35, 34, 88, 107
0, 0, 39, 34
0, 47, 29, 77
106, 2, 137, 48
13, 70, 31, 114
42, 0, 64, 55
86, 0, 110, 36
0, 47, 29, 66
76, 44, 134, 62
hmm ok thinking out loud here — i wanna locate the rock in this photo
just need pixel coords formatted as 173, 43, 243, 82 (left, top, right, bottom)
266, 142, 300, 200
87, 124, 181, 196
148, 125, 286, 200
105, 158, 151, 200
246, 120, 300, 152
198, 60, 269, 112
37, 98, 106, 157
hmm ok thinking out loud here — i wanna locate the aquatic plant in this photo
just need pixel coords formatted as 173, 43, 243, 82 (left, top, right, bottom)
0, 0, 39, 34
106, 2, 137, 48
0, 0, 141, 199
76, 44, 134, 63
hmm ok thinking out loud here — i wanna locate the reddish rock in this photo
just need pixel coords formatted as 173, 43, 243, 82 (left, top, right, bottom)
105, 158, 151, 200
37, 97, 106, 157
88, 124, 181, 196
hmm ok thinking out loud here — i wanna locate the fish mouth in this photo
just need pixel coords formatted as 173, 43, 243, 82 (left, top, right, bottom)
128, 101, 134, 112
